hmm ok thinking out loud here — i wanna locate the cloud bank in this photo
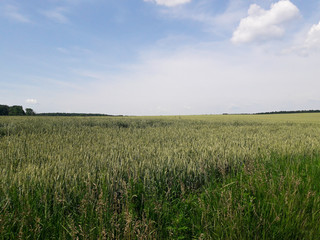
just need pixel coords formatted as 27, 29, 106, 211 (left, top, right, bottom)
232, 0, 300, 44
52, 43, 320, 115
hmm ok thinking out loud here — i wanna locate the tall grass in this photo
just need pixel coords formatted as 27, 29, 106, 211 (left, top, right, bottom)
1, 115, 320, 239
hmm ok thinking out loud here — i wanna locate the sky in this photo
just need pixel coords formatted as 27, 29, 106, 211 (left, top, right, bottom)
1, 0, 320, 115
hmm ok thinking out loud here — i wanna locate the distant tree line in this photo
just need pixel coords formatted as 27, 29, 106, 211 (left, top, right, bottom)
256, 110, 320, 115
37, 113, 116, 117
0, 105, 35, 116
0, 104, 120, 117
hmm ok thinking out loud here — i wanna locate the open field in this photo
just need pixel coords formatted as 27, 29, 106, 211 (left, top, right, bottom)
1, 114, 320, 239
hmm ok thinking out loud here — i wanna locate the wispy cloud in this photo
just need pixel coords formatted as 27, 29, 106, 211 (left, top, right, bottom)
213, 1, 247, 31
56, 47, 70, 54
232, 0, 300, 44
154, 0, 247, 38
41, 7, 69, 23
3, 4, 31, 23
144, 0, 191, 7
56, 46, 93, 57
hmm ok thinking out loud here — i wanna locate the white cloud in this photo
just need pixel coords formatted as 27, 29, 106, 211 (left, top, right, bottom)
232, 0, 300, 44
144, 0, 191, 7
26, 99, 38, 104
304, 21, 320, 50
283, 21, 320, 56
41, 7, 69, 23
3, 5, 31, 23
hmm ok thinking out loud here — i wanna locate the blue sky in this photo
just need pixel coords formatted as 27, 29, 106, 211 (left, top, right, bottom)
1, 0, 320, 115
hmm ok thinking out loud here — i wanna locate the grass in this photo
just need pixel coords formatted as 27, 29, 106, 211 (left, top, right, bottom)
0, 114, 320, 239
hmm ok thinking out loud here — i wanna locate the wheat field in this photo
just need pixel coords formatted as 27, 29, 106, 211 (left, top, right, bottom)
1, 114, 320, 239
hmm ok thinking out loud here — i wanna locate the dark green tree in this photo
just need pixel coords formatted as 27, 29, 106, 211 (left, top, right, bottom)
0, 105, 9, 115
25, 108, 35, 116
8, 105, 25, 116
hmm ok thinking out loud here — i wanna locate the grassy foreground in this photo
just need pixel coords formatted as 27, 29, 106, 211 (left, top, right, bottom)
1, 114, 320, 239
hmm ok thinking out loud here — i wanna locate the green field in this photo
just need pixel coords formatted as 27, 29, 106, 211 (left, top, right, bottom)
1, 114, 320, 239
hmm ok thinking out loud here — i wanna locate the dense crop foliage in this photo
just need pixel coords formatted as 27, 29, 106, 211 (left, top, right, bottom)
1, 114, 320, 239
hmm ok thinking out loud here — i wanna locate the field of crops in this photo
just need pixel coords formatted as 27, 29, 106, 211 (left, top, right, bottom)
1, 114, 320, 239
